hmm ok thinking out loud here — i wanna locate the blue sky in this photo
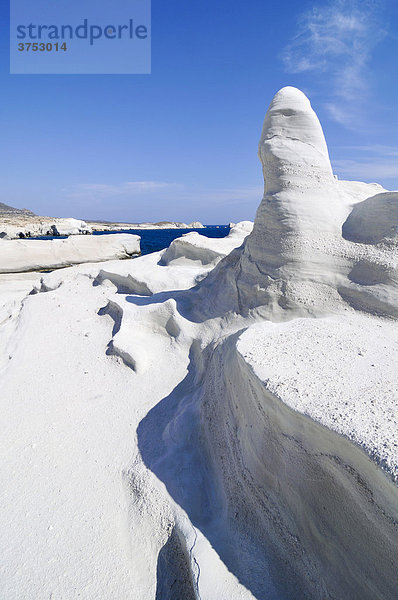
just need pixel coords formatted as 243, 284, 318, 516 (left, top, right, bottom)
1, 0, 397, 223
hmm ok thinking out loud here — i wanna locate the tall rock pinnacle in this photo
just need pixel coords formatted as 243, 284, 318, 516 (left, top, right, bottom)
236, 86, 346, 315
194, 87, 397, 321
258, 86, 333, 197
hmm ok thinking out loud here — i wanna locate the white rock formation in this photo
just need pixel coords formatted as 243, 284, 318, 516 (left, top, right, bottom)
0, 216, 92, 239
0, 87, 397, 600
160, 221, 253, 266
89, 220, 205, 232
0, 233, 140, 273
187, 221, 205, 229
238, 314, 398, 478
193, 87, 397, 321
93, 221, 252, 296
342, 191, 398, 244
0, 213, 206, 239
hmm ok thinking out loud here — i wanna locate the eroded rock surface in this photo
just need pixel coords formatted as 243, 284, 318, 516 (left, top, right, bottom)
0, 88, 397, 600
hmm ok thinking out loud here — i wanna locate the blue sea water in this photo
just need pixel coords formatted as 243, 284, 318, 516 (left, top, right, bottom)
31, 225, 230, 256
93, 226, 230, 255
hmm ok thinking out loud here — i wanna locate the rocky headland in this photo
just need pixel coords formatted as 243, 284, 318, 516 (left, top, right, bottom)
87, 220, 205, 232
0, 204, 92, 239
0, 202, 205, 240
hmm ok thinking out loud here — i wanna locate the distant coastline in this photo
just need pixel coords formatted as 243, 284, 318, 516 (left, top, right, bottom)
0, 203, 205, 239
87, 219, 205, 232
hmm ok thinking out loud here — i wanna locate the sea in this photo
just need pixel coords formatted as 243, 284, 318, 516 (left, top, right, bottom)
34, 225, 231, 256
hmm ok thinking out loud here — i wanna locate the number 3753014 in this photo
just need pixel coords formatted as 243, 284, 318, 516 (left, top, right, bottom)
18, 42, 67, 52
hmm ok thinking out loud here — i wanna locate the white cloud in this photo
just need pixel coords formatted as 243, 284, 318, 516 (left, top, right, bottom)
331, 145, 398, 184
282, 0, 387, 125
325, 102, 354, 127
64, 181, 262, 204
60, 181, 263, 222
333, 158, 398, 181
341, 145, 398, 157
65, 181, 181, 199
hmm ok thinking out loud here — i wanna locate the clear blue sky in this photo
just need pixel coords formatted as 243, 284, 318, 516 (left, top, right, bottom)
1, 0, 397, 223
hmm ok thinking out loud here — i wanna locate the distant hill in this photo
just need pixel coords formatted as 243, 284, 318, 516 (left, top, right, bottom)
0, 202, 35, 216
